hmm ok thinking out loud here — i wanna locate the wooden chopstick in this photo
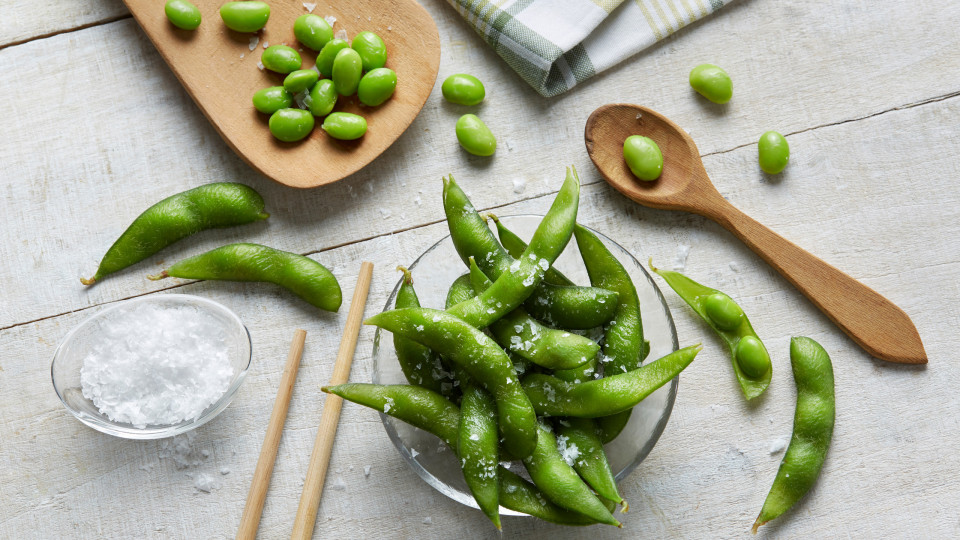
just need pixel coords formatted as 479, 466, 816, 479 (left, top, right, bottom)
291, 261, 374, 540
236, 328, 308, 540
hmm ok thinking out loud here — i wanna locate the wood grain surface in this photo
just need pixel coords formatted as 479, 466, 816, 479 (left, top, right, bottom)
122, 0, 440, 188
2, 0, 960, 538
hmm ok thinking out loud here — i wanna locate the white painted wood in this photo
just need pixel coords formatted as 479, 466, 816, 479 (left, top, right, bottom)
0, 0, 127, 47
1, 0, 960, 538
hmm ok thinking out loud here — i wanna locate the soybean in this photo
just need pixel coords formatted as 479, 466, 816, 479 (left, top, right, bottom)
622, 135, 663, 181
456, 114, 496, 157
753, 337, 834, 533
322, 112, 367, 140
219, 1, 269, 33
442, 74, 485, 106
351, 31, 388, 71
293, 14, 333, 51
261, 45, 301, 74
149, 243, 342, 312
308, 79, 337, 117
651, 263, 772, 399
758, 131, 790, 174
689, 63, 732, 104
357, 68, 397, 107
252, 86, 292, 114
332, 48, 363, 96
316, 38, 349, 78
282, 69, 319, 94
268, 108, 314, 142
81, 183, 268, 285
458, 378, 502, 529
164, 0, 201, 30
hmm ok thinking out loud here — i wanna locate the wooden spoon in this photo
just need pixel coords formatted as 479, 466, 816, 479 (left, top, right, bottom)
585, 104, 927, 364
123, 0, 440, 188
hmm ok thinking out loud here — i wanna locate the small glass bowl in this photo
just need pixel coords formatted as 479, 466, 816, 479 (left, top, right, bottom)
372, 215, 679, 515
51, 294, 252, 439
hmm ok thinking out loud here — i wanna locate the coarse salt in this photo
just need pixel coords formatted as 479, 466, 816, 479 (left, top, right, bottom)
79, 303, 235, 429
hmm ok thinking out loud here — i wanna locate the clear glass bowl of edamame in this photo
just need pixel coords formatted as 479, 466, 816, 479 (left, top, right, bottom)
371, 215, 679, 517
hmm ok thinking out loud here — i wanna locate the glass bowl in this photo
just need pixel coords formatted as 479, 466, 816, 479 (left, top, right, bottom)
372, 215, 679, 515
51, 294, 252, 439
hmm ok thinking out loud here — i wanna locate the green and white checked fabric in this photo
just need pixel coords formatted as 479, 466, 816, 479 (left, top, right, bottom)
446, 0, 733, 97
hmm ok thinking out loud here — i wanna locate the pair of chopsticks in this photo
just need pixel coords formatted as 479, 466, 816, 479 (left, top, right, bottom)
236, 261, 374, 540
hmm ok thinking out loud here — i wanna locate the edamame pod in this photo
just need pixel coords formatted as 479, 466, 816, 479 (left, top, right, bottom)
555, 417, 623, 506
458, 379, 501, 529
521, 345, 702, 417
575, 224, 644, 442
753, 337, 834, 533
323, 383, 612, 526
393, 267, 446, 393
445, 273, 475, 308
443, 172, 618, 329
148, 243, 342, 312
365, 308, 538, 459
522, 422, 620, 527
81, 183, 268, 285
650, 262, 772, 399
468, 258, 598, 371
488, 213, 574, 286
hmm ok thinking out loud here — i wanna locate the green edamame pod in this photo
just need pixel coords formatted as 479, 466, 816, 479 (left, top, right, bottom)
650, 262, 772, 399
553, 354, 599, 383
574, 224, 644, 443
555, 417, 623, 506
365, 308, 538, 459
81, 183, 268, 286
753, 337, 834, 533
443, 172, 618, 329
445, 273, 475, 308
468, 258, 598, 371
149, 243, 342, 312
458, 379, 501, 529
393, 267, 445, 393
324, 383, 611, 525
522, 422, 620, 527
522, 345, 702, 417
487, 213, 574, 287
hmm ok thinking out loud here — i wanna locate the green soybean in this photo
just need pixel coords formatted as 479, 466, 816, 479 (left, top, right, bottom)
316, 38, 348, 78
622, 135, 663, 181
282, 69, 319, 94
392, 267, 446, 393
489, 214, 574, 287
332, 48, 362, 96
442, 74, 485, 106
689, 63, 732, 104
268, 108, 314, 142
321, 112, 367, 140
164, 0, 201, 30
555, 417, 623, 506
753, 337, 834, 533
456, 114, 496, 157
351, 31, 388, 71
308, 79, 337, 117
293, 14, 333, 51
219, 1, 269, 33
458, 379, 502, 529
357, 68, 397, 107
758, 131, 790, 174
261, 45, 301, 74
252, 86, 292, 114
150, 243, 342, 312
650, 262, 771, 399
81, 183, 268, 286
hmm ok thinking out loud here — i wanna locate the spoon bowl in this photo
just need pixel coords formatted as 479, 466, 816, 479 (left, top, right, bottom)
585, 104, 926, 364
123, 0, 440, 188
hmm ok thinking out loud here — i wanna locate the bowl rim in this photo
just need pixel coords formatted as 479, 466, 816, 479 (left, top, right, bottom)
50, 293, 252, 440
373, 214, 680, 513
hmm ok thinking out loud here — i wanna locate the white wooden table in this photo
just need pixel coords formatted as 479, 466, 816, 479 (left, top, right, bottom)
2, 1, 959, 537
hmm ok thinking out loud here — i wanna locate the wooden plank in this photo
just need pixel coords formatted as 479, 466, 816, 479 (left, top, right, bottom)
2, 1, 960, 329
2, 93, 960, 536
0, 0, 127, 48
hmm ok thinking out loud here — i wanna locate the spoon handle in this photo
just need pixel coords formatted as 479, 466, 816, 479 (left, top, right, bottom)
713, 202, 926, 364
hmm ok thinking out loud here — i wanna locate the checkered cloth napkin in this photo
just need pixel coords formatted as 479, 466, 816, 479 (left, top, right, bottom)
446, 0, 733, 97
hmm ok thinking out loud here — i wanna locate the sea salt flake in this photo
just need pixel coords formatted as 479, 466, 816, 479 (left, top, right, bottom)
331, 477, 347, 491
193, 472, 219, 493
512, 177, 526, 194
410, 448, 419, 459
422, 517, 432, 525
364, 465, 372, 477
673, 244, 691, 271
769, 437, 788, 455
302, 2, 316, 12
324, 15, 337, 26
248, 37, 259, 50
335, 29, 348, 40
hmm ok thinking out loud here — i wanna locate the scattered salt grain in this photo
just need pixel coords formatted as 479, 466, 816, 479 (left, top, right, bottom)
422, 517, 432, 525
364, 465, 372, 477
410, 448, 419, 459
240, 53, 245, 59
469, 434, 479, 441
324, 15, 337, 26
331, 477, 347, 491
556, 435, 580, 466
729, 261, 740, 273
220, 467, 231, 475
673, 244, 691, 271
248, 37, 259, 51
380, 208, 392, 219
512, 177, 526, 194
262, 40, 269, 49
769, 437, 788, 455
193, 473, 219, 492
80, 303, 235, 428
257, 62, 265, 70
302, 2, 316, 12
335, 29, 348, 41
